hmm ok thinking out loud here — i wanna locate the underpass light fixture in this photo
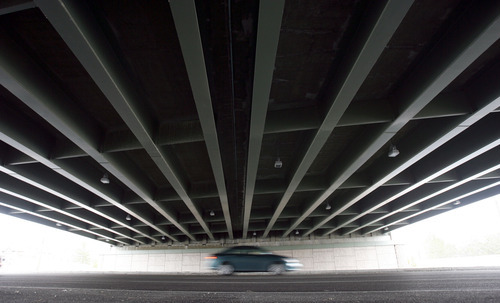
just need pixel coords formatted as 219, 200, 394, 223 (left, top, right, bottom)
453, 200, 461, 206
388, 145, 399, 158
325, 202, 332, 210
295, 230, 299, 235
274, 157, 282, 169
161, 236, 166, 241
126, 214, 131, 221
253, 231, 257, 236
210, 210, 215, 216
100, 173, 110, 184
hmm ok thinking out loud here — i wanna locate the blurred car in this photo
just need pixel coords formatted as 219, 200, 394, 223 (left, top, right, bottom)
205, 245, 303, 275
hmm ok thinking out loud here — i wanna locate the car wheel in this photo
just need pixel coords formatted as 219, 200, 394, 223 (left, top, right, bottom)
218, 264, 234, 275
268, 263, 286, 275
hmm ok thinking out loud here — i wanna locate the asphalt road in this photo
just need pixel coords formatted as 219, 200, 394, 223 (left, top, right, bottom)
1, 269, 500, 302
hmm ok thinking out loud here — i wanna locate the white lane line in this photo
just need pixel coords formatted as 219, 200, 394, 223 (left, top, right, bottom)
1, 285, 500, 294
2, 276, 500, 285
123, 277, 500, 284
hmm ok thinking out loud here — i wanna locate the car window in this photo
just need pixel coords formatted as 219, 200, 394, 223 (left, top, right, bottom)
228, 247, 246, 254
247, 248, 271, 255
224, 246, 272, 255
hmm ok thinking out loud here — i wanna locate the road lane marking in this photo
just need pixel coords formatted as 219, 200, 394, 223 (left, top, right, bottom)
2, 285, 500, 294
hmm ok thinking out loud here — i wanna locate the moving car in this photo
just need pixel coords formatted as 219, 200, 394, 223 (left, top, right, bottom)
205, 245, 303, 275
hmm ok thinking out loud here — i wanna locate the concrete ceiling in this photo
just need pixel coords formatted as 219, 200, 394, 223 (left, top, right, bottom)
1, 0, 500, 246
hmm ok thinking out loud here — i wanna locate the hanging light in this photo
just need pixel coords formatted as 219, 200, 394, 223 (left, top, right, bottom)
100, 173, 110, 184
253, 231, 257, 236
210, 210, 215, 216
126, 214, 131, 221
161, 236, 166, 241
274, 157, 283, 169
388, 145, 399, 158
295, 230, 299, 235
325, 202, 332, 210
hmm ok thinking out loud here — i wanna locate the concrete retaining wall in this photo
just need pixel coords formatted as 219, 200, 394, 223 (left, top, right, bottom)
98, 235, 403, 273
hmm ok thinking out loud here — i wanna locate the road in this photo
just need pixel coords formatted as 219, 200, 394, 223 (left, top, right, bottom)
1, 269, 500, 302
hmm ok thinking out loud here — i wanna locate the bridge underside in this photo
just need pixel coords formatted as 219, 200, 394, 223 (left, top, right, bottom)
1, 0, 500, 246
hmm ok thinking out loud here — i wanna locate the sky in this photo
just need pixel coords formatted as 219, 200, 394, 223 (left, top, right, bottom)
0, 214, 110, 254
0, 213, 111, 272
390, 194, 500, 267
391, 194, 500, 246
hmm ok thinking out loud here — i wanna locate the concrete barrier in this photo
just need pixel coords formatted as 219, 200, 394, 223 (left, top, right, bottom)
98, 235, 403, 273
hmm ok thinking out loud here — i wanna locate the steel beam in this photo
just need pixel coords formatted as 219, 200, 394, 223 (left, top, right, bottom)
403, 184, 500, 227
35, 0, 206, 240
31, 90, 474, 163
286, 0, 500, 238
363, 178, 500, 235
304, 53, 500, 237
0, 31, 180, 242
343, 145, 500, 235
169, 0, 234, 238
0, 111, 167, 243
314, 111, 500, 236
264, 0, 414, 237
242, 0, 285, 237
0, 197, 128, 246
0, 0, 34, 16
0, 173, 138, 243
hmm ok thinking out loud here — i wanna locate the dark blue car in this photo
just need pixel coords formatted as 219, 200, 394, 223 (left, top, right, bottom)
205, 245, 303, 275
